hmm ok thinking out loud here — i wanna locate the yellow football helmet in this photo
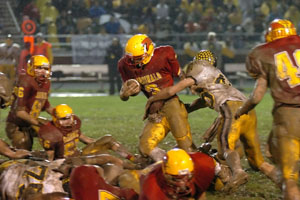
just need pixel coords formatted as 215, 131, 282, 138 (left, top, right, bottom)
163, 148, 194, 176
265, 19, 297, 43
193, 50, 217, 67
125, 34, 155, 65
53, 104, 74, 128
27, 55, 51, 81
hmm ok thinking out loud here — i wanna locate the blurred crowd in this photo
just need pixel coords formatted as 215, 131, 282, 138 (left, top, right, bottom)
5, 0, 299, 71
14, 0, 300, 42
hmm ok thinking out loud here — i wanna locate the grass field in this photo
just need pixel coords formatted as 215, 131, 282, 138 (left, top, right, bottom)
0, 92, 283, 199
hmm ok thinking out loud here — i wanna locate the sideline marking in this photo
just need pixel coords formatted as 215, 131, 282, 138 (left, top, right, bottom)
50, 93, 108, 97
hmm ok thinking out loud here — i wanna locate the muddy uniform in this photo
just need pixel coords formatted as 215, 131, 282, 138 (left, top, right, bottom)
118, 46, 194, 156
246, 35, 300, 182
139, 152, 215, 200
38, 115, 82, 159
6, 74, 51, 150
70, 165, 138, 200
0, 159, 66, 199
186, 60, 265, 170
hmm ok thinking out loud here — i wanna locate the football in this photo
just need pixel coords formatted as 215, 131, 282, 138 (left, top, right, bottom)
126, 79, 141, 96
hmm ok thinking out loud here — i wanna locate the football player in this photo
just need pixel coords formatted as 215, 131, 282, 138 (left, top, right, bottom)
0, 154, 131, 200
69, 149, 233, 200
138, 148, 215, 199
235, 19, 300, 199
0, 72, 31, 159
118, 34, 196, 161
69, 165, 139, 200
0, 158, 69, 200
69, 148, 216, 200
5, 55, 54, 151
38, 104, 144, 170
38, 104, 95, 160
144, 50, 277, 193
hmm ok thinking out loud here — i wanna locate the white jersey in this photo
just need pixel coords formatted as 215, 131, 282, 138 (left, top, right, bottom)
0, 159, 65, 200
186, 60, 246, 112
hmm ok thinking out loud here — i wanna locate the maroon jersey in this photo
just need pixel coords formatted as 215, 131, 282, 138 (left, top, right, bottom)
118, 46, 181, 97
70, 165, 139, 200
139, 152, 215, 200
7, 74, 51, 127
38, 115, 82, 158
246, 35, 300, 105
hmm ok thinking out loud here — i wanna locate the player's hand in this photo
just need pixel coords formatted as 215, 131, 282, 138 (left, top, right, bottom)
198, 142, 212, 154
54, 163, 73, 178
122, 80, 141, 97
37, 116, 49, 126
11, 149, 31, 159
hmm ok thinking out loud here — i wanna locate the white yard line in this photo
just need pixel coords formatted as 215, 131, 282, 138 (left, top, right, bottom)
50, 93, 108, 97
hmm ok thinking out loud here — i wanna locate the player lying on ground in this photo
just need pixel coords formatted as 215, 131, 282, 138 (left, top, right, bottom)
0, 153, 137, 200
38, 104, 147, 168
69, 148, 234, 200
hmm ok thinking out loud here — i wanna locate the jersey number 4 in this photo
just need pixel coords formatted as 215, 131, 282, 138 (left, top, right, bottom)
275, 50, 300, 88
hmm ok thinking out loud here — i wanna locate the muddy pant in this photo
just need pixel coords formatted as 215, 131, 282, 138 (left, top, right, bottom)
217, 100, 265, 170
269, 106, 300, 182
139, 97, 195, 156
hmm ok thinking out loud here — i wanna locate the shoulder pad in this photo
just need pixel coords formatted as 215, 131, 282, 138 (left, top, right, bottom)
186, 60, 211, 77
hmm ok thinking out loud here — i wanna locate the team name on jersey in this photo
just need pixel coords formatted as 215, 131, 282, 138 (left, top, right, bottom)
36, 91, 48, 99
136, 72, 162, 85
63, 130, 80, 143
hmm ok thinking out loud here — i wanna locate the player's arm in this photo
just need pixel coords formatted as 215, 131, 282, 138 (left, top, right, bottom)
80, 133, 96, 144
185, 96, 207, 113
0, 139, 31, 159
148, 78, 194, 104
45, 105, 54, 116
144, 78, 195, 119
65, 154, 123, 167
235, 76, 267, 119
16, 109, 40, 126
